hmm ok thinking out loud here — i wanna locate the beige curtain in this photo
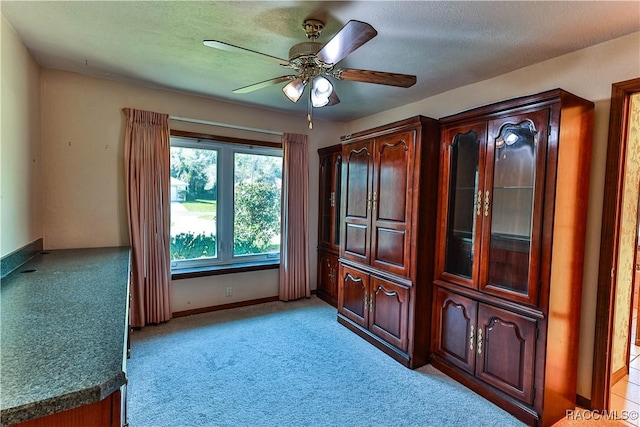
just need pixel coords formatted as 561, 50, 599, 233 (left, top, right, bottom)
279, 133, 310, 301
123, 108, 172, 327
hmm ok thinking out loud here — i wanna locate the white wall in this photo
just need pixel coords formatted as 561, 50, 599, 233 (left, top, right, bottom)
39, 69, 346, 310
346, 32, 640, 399
0, 16, 42, 257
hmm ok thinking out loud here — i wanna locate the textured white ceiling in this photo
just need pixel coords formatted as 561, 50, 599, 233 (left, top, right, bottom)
2, 1, 639, 122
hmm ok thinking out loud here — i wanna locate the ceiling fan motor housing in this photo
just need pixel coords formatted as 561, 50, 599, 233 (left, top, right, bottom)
289, 41, 322, 61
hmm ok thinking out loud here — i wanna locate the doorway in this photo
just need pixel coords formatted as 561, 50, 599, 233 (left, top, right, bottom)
592, 77, 640, 413
608, 195, 640, 419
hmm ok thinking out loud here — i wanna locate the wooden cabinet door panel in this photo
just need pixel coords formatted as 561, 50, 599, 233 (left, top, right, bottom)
368, 276, 410, 351
371, 132, 415, 276
433, 288, 477, 374
342, 141, 373, 263
476, 303, 536, 405
338, 265, 369, 328
373, 227, 406, 270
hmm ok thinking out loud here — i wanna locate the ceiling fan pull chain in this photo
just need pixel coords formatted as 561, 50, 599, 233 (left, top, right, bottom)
307, 87, 313, 130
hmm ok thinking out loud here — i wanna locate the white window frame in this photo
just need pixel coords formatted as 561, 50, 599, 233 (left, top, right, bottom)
170, 135, 282, 271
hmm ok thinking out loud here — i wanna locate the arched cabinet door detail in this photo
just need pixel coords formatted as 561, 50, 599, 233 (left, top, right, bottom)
475, 305, 536, 405
338, 266, 369, 328
432, 287, 477, 374
369, 278, 410, 352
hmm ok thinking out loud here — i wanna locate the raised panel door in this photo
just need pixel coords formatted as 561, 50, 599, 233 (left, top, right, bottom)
342, 141, 373, 264
368, 276, 410, 351
371, 132, 415, 276
432, 287, 477, 374
480, 109, 550, 305
475, 303, 536, 405
338, 264, 369, 328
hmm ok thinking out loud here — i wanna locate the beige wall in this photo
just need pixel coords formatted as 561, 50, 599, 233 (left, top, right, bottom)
347, 32, 640, 398
0, 16, 42, 257
39, 69, 345, 311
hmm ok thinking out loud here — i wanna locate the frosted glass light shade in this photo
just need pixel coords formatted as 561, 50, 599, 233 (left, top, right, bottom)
311, 76, 333, 107
283, 78, 305, 103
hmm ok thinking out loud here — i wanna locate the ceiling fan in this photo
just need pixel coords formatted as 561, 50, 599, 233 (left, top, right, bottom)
203, 19, 417, 129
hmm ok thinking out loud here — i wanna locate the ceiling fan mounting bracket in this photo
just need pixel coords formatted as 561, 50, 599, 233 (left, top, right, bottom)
302, 19, 325, 41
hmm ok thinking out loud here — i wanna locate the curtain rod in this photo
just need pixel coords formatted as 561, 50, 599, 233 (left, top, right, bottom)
169, 116, 283, 136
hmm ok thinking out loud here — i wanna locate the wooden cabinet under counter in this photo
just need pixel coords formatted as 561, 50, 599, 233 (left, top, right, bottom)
0, 247, 130, 427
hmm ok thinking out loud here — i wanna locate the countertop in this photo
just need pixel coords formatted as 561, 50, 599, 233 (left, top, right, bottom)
0, 247, 130, 426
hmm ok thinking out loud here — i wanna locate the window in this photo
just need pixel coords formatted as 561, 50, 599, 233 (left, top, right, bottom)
169, 133, 282, 272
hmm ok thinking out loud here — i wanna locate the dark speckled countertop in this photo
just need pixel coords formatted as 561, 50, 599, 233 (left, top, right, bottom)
0, 247, 130, 426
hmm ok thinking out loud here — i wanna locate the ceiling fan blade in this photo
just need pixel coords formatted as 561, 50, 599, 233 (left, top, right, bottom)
316, 20, 377, 65
233, 76, 296, 94
335, 68, 416, 88
203, 40, 290, 67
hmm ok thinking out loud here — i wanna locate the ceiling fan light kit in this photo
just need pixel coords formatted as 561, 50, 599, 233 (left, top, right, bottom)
203, 18, 416, 129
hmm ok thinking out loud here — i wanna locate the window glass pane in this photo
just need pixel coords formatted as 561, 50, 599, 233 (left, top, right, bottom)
169, 146, 218, 261
233, 152, 282, 257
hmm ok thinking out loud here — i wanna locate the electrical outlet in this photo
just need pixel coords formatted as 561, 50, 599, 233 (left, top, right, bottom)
225, 286, 232, 297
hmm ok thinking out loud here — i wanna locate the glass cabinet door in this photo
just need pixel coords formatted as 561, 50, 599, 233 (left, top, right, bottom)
333, 154, 342, 247
481, 109, 549, 304
319, 154, 333, 247
442, 124, 486, 286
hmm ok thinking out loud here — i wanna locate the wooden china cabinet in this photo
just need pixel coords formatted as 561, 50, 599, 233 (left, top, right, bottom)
317, 144, 342, 306
337, 116, 440, 368
431, 89, 593, 426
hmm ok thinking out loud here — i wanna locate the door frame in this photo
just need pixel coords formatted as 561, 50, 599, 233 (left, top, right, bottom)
592, 77, 640, 410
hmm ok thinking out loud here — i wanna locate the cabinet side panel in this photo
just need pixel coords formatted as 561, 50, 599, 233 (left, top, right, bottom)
542, 97, 594, 425
12, 392, 118, 427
